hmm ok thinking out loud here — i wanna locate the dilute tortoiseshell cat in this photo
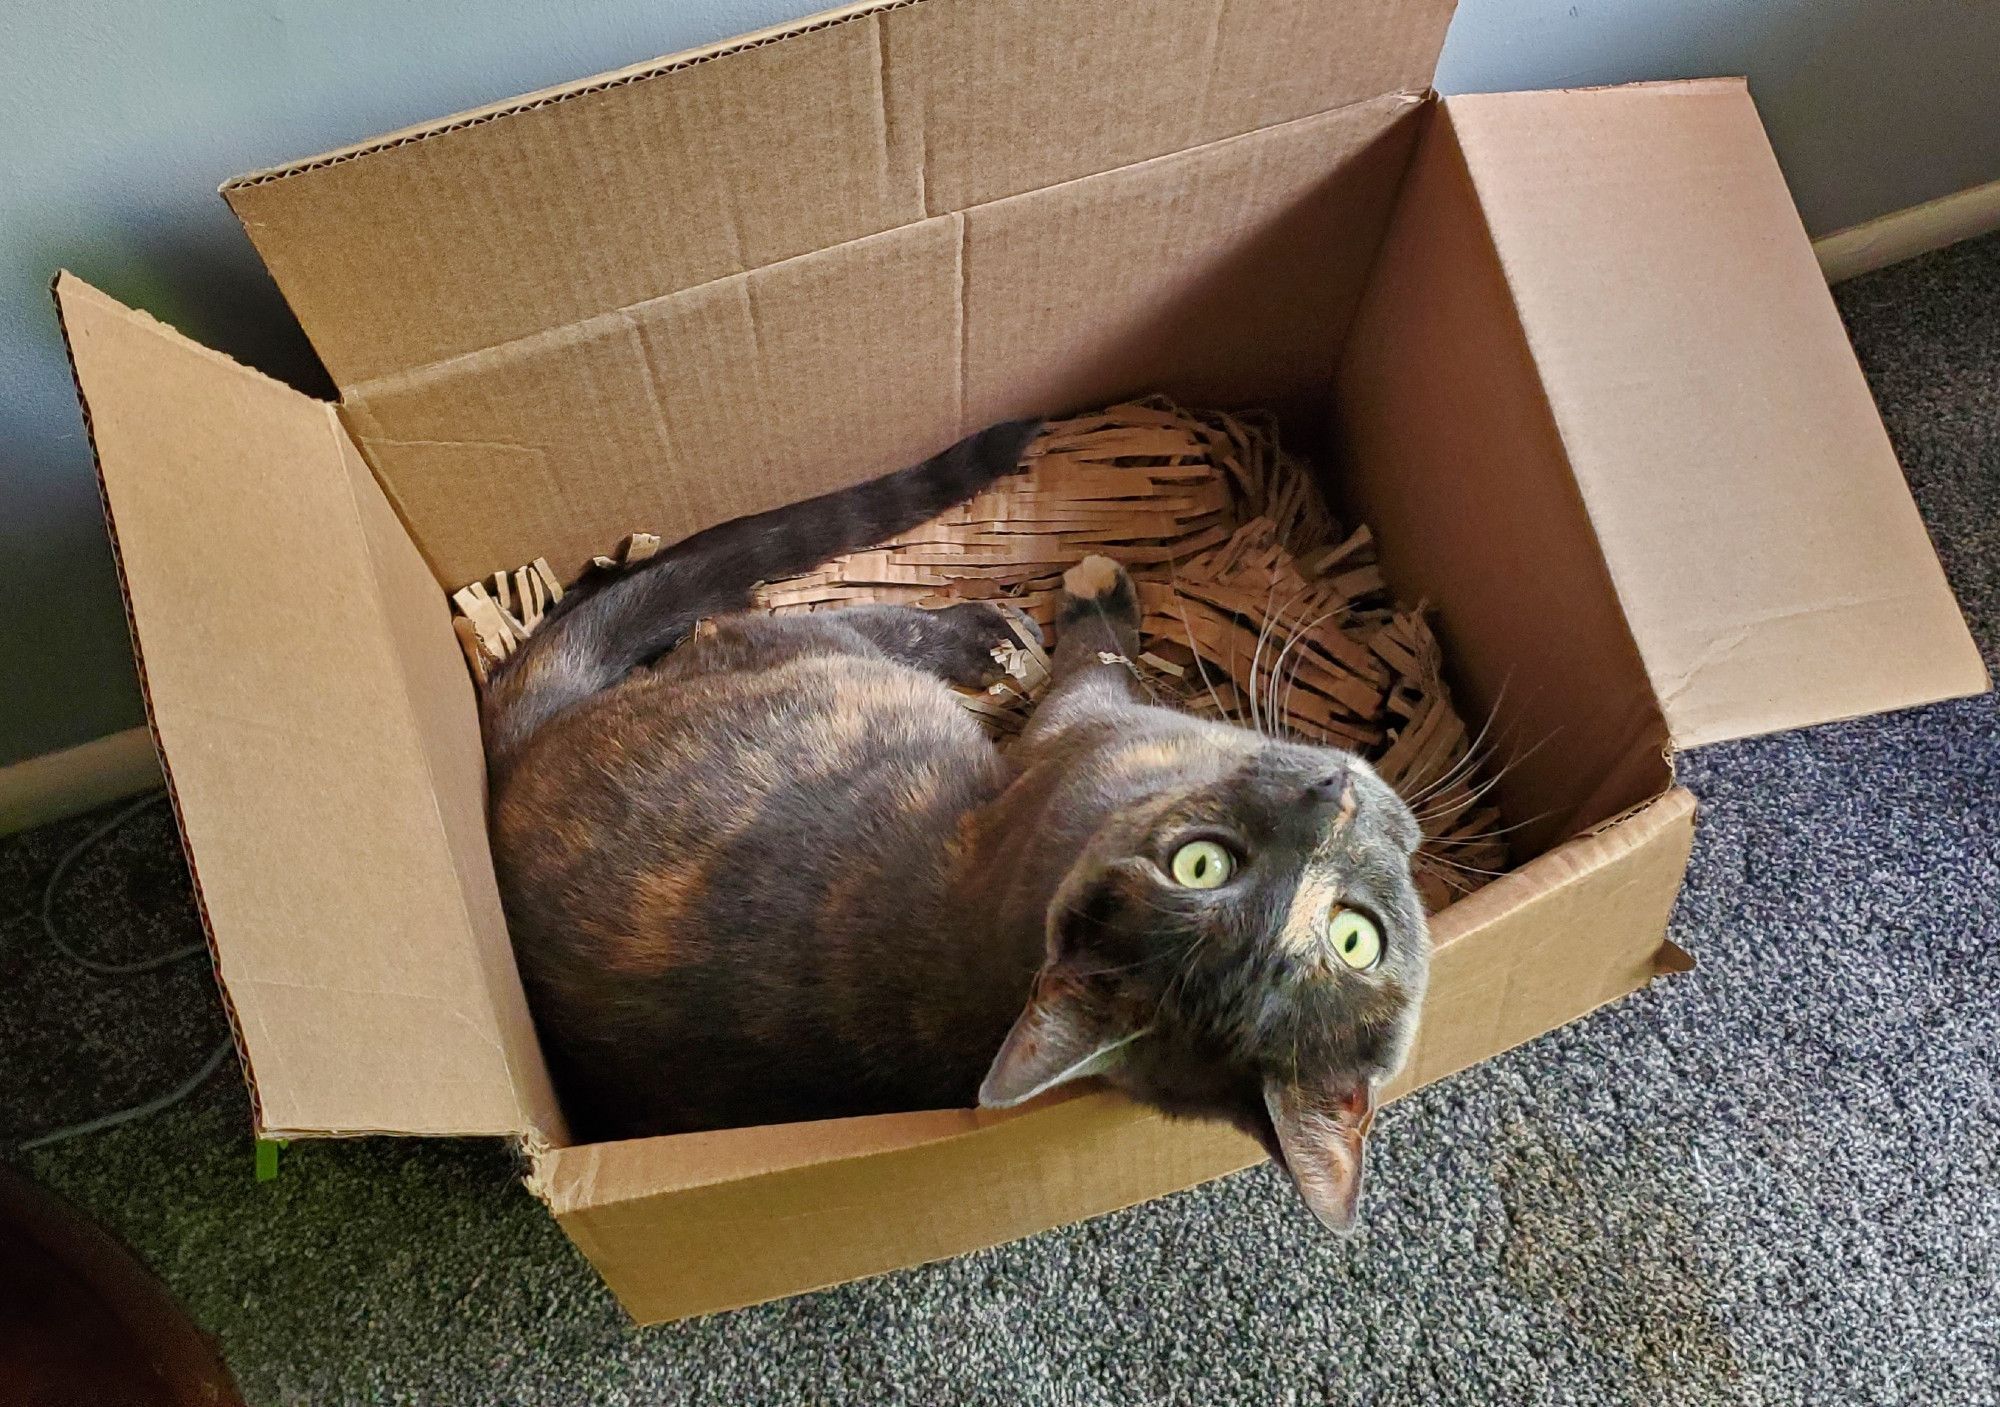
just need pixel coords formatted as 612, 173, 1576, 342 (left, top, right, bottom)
485, 420, 1428, 1230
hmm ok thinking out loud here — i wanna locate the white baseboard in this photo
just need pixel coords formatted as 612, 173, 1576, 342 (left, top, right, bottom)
1815, 178, 2000, 283
0, 727, 161, 837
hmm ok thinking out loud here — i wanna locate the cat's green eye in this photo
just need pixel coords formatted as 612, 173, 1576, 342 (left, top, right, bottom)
1329, 907, 1382, 970
1170, 840, 1235, 889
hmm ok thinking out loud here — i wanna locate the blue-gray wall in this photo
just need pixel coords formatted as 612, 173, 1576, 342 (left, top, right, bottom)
4, 0, 1996, 767
1435, 0, 2000, 234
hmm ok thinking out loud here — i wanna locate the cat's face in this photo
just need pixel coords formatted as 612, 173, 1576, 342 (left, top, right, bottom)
980, 742, 1427, 1232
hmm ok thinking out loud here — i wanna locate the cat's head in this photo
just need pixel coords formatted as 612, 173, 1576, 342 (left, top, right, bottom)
979, 740, 1427, 1232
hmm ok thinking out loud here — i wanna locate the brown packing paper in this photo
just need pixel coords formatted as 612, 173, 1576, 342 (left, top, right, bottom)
456, 400, 1512, 911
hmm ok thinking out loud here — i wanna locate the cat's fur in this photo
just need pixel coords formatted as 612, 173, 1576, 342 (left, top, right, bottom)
487, 420, 1429, 1230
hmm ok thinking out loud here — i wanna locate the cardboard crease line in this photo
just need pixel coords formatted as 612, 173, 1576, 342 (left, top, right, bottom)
319, 405, 541, 1137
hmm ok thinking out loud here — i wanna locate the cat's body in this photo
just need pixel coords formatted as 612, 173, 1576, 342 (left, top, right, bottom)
488, 421, 1429, 1229
495, 603, 1027, 1134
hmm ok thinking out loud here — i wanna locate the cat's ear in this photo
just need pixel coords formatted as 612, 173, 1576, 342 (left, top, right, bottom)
1264, 1076, 1375, 1233
978, 966, 1145, 1108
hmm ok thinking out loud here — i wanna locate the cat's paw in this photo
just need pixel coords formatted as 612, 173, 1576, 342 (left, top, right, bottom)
930, 601, 1033, 689
1059, 555, 1139, 628
989, 600, 1045, 648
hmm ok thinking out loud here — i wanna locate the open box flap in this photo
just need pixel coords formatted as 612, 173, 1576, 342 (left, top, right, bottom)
222, 0, 1457, 391
1445, 80, 1988, 750
54, 275, 562, 1142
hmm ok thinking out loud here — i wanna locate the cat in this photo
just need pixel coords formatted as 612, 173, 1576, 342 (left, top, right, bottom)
485, 419, 1429, 1231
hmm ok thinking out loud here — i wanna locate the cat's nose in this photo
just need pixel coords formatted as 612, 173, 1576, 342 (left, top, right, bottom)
1305, 767, 1351, 806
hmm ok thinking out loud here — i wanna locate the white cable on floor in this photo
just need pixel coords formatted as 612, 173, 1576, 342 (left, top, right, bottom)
39, 791, 205, 973
14, 790, 235, 1152
19, 1039, 233, 1152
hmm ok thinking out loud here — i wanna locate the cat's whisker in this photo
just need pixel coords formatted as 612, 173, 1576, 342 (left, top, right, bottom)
1411, 726, 1559, 823
1275, 653, 1308, 745
1414, 777, 1508, 826
1068, 887, 1191, 925
1245, 584, 1273, 738
1274, 586, 1321, 719
1422, 826, 1519, 848
1428, 724, 1559, 813
1416, 787, 1517, 834
1399, 758, 1480, 814
1416, 835, 1504, 855
1413, 782, 1508, 828
1246, 579, 1308, 741
1399, 708, 1503, 809
1262, 625, 1295, 741
1414, 779, 1526, 826
1223, 607, 1250, 732
1399, 677, 1515, 806
1410, 671, 1542, 809
1164, 558, 1241, 727
1278, 637, 1315, 745
1263, 605, 1343, 744
1072, 956, 1167, 977
1152, 930, 1216, 1027
1399, 746, 1482, 810
1420, 808, 1556, 847
1416, 852, 1512, 879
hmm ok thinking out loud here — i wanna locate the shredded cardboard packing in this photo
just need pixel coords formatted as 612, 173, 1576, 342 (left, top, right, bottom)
454, 399, 1508, 910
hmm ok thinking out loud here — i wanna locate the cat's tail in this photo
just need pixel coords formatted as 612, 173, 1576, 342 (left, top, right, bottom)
481, 418, 1043, 774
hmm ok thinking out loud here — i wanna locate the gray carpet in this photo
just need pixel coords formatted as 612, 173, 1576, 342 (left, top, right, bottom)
4, 233, 1996, 1406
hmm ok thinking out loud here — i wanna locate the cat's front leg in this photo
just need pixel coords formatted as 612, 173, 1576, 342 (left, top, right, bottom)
832, 601, 1039, 690
1013, 557, 1150, 753
1045, 555, 1143, 689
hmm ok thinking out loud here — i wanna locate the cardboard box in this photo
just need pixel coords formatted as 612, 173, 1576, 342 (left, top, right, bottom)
55, 0, 1985, 1324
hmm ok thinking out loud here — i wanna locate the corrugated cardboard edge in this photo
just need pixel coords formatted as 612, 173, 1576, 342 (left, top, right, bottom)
49, 271, 261, 1129
222, 0, 919, 190
526, 785, 1697, 1324
222, 0, 1457, 197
